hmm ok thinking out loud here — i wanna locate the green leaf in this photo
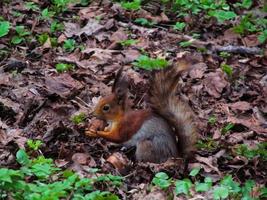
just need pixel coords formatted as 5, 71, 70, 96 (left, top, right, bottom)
195, 182, 212, 192
220, 175, 241, 194
221, 123, 234, 134
55, 63, 74, 73
0, 21, 10, 37
121, 0, 141, 11
63, 39, 76, 52
235, 0, 253, 9
132, 55, 169, 70
134, 18, 156, 27
208, 10, 237, 23
119, 39, 137, 47
71, 113, 86, 124
152, 172, 171, 189
16, 149, 31, 166
173, 22, 186, 31
189, 167, 201, 177
15, 26, 30, 37
11, 36, 24, 44
258, 30, 267, 44
175, 179, 192, 195
208, 115, 217, 125
179, 41, 192, 47
213, 186, 229, 200
221, 64, 233, 77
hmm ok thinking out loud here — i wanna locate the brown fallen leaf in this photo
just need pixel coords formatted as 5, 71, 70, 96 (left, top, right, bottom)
188, 62, 207, 79
204, 71, 228, 98
45, 73, 83, 98
229, 101, 251, 112
64, 19, 104, 37
72, 153, 91, 165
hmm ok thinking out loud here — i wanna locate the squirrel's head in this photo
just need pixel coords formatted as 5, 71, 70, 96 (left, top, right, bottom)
93, 67, 128, 121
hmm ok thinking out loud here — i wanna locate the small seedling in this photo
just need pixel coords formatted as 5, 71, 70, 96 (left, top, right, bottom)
63, 39, 76, 52
132, 55, 169, 70
208, 115, 217, 125
152, 172, 172, 189
221, 64, 233, 77
219, 52, 231, 59
179, 41, 192, 48
208, 10, 236, 23
258, 30, 267, 44
50, 21, 64, 33
55, 63, 74, 73
134, 18, 156, 27
41, 8, 55, 20
189, 167, 201, 177
121, 0, 141, 11
11, 26, 31, 44
0, 21, 10, 37
196, 137, 217, 151
27, 139, 43, 151
71, 113, 86, 124
221, 123, 234, 134
175, 179, 192, 195
25, 2, 39, 11
119, 39, 137, 47
173, 22, 186, 31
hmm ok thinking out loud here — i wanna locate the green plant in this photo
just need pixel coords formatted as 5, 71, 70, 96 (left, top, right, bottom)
195, 177, 213, 192
27, 139, 43, 151
41, 8, 55, 20
132, 55, 169, 70
71, 113, 86, 124
179, 40, 193, 48
235, 142, 267, 161
50, 21, 64, 33
119, 39, 137, 47
0, 149, 122, 199
63, 39, 76, 52
0, 21, 10, 37
173, 22, 186, 31
258, 30, 267, 44
196, 137, 217, 151
234, 0, 253, 9
221, 64, 233, 77
25, 2, 40, 11
152, 172, 172, 189
208, 115, 217, 125
221, 123, 234, 134
175, 179, 193, 195
11, 26, 31, 44
121, 0, 141, 11
219, 51, 231, 59
189, 167, 201, 177
55, 63, 75, 73
208, 10, 236, 23
134, 18, 156, 27
37, 33, 58, 47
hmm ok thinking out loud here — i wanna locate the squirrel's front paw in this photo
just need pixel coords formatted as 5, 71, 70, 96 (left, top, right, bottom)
85, 128, 98, 137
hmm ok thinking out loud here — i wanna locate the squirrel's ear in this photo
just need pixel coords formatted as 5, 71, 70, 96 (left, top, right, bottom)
112, 67, 128, 106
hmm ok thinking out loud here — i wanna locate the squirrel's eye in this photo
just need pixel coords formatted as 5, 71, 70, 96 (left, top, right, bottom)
102, 104, 110, 112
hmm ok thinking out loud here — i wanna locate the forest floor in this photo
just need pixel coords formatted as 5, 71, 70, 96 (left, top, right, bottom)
0, 0, 266, 199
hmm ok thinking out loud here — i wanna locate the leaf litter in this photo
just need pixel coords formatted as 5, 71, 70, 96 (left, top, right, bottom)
0, 0, 266, 199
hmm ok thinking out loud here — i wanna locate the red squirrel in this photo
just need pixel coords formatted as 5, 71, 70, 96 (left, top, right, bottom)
85, 64, 197, 164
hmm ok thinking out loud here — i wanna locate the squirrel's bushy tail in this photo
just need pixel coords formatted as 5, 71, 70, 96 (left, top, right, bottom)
149, 63, 197, 160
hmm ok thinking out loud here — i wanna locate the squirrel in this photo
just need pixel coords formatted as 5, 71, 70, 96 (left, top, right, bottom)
85, 63, 197, 165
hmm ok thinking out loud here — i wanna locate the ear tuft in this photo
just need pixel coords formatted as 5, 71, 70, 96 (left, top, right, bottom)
112, 67, 129, 107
